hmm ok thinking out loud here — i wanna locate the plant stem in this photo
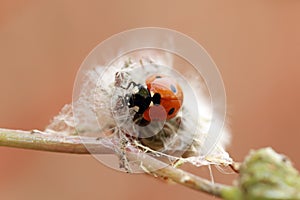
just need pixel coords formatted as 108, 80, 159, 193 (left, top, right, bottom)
0, 128, 113, 154
0, 128, 231, 198
137, 153, 231, 197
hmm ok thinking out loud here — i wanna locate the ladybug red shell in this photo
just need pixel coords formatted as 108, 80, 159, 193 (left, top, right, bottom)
125, 74, 183, 126
143, 74, 183, 121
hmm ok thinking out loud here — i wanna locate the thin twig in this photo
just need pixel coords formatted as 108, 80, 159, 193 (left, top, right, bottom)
0, 128, 232, 198
129, 152, 230, 197
0, 128, 113, 154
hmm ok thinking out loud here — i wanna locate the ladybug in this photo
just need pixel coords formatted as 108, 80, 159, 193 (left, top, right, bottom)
125, 74, 183, 126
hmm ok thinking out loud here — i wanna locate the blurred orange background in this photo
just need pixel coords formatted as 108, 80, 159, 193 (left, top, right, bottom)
0, 1, 300, 200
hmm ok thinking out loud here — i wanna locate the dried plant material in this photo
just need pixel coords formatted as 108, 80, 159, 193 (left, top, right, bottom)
46, 52, 232, 172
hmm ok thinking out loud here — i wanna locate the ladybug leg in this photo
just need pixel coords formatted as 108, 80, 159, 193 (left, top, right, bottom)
133, 113, 150, 127
137, 118, 150, 127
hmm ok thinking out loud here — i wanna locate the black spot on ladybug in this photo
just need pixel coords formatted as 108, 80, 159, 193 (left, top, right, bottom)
152, 93, 161, 104
168, 108, 175, 115
170, 84, 177, 93
155, 75, 162, 78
